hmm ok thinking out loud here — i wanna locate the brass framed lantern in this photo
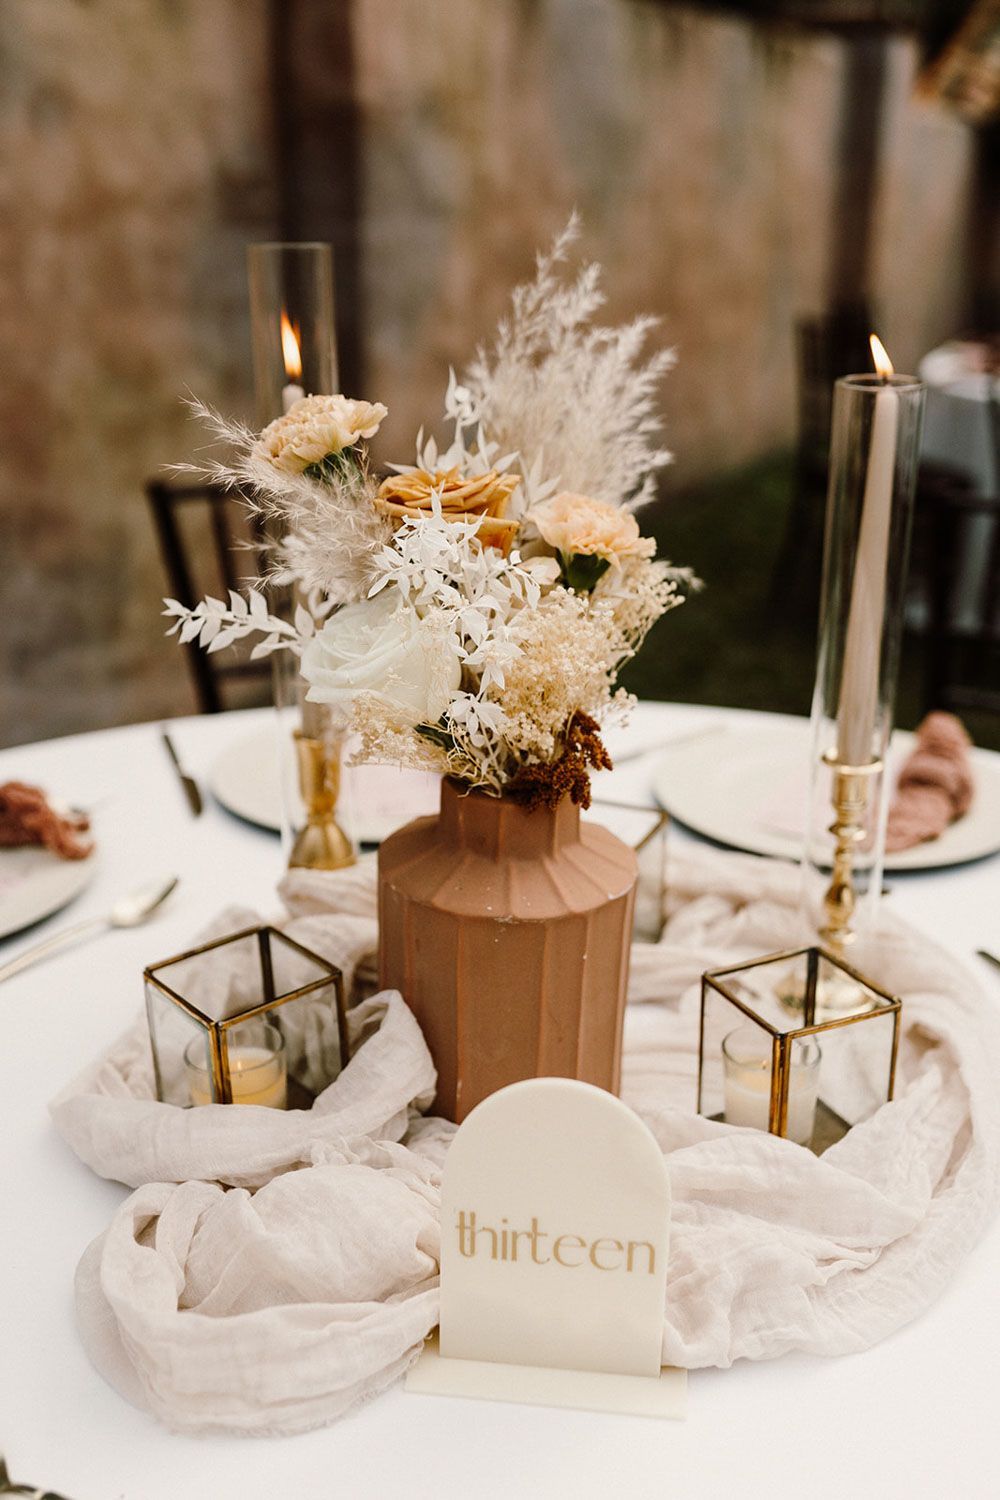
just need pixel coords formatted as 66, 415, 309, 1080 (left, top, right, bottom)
699, 946, 901, 1153
145, 926, 348, 1110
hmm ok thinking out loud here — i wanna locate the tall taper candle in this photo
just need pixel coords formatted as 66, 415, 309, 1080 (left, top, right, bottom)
280, 308, 305, 412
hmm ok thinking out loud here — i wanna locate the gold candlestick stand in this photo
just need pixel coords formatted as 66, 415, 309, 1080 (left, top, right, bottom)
817, 749, 882, 954
778, 749, 883, 1019
288, 702, 356, 872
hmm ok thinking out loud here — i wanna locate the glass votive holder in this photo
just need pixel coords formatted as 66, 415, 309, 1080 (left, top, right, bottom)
722, 1025, 821, 1146
700, 946, 901, 1152
185, 1019, 287, 1109
145, 925, 347, 1109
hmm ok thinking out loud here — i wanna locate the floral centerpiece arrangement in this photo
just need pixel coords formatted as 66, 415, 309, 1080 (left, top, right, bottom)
166, 221, 698, 1120
166, 221, 695, 811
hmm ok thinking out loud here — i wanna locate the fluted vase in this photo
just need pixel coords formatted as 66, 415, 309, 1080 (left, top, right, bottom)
378, 777, 637, 1122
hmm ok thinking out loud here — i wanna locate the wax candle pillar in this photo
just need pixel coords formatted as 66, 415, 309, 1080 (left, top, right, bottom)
184, 1025, 288, 1109
280, 309, 305, 413
187, 1046, 286, 1109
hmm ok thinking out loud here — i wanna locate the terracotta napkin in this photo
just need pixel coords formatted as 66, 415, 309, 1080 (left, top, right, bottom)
0, 781, 92, 859
885, 713, 974, 853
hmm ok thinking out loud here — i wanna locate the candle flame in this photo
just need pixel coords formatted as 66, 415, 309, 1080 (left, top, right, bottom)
869, 333, 894, 380
280, 309, 302, 380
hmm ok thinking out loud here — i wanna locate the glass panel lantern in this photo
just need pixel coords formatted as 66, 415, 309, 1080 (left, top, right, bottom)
590, 801, 670, 943
632, 807, 669, 944
145, 926, 347, 1110
699, 946, 901, 1152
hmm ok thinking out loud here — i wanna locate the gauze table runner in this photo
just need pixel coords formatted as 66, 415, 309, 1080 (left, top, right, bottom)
50, 847, 1000, 1435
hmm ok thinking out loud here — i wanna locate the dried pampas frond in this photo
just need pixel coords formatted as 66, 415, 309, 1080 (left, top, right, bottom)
173, 399, 390, 605
458, 216, 675, 515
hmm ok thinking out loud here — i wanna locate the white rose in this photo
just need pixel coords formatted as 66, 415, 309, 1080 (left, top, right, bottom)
301, 590, 461, 727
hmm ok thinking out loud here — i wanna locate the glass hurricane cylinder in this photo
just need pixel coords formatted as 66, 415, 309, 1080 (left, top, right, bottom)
804, 372, 925, 954
247, 241, 337, 424
246, 241, 347, 866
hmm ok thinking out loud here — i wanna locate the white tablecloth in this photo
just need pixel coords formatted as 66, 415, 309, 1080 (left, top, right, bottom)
1, 703, 998, 1500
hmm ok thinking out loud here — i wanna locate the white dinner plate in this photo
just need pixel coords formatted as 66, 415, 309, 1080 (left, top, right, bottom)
651, 719, 1000, 872
210, 726, 441, 845
0, 844, 96, 941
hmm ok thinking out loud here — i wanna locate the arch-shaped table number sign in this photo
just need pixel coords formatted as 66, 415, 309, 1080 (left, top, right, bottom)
406, 1078, 686, 1418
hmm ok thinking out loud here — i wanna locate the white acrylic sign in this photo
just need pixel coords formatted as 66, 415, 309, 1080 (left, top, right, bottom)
407, 1078, 685, 1418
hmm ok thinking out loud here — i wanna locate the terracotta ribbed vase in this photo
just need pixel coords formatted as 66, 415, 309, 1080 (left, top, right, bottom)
378, 777, 637, 1122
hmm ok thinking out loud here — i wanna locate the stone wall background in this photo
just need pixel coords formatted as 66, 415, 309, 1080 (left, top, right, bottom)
0, 0, 980, 747
0, 0, 275, 747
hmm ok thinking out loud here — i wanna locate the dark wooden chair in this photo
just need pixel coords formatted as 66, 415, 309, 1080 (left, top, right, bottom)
146, 478, 272, 714
916, 486, 1000, 720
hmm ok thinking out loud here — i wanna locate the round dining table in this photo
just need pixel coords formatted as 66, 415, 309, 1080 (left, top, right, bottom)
1, 701, 998, 1500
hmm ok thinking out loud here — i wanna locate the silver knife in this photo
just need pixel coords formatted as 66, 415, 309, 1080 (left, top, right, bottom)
160, 728, 203, 817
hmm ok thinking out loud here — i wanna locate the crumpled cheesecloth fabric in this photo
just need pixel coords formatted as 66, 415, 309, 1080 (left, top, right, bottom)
50, 846, 1000, 1436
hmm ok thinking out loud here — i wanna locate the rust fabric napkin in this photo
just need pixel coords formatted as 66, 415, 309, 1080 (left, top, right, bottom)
886, 713, 974, 853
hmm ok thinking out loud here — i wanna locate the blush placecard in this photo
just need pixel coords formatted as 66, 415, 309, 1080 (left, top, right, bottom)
407, 1078, 685, 1418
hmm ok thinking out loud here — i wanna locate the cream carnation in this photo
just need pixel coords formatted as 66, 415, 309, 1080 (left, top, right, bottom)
529, 492, 654, 568
301, 590, 461, 728
256, 394, 388, 475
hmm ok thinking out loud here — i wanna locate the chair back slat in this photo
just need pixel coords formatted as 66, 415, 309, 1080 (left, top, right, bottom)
919, 489, 1000, 721
146, 478, 272, 715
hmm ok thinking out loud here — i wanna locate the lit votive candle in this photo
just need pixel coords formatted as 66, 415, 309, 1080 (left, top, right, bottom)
722, 1025, 820, 1146
185, 1023, 287, 1109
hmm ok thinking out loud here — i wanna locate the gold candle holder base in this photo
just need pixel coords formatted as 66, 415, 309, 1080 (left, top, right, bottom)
817, 748, 882, 956
776, 963, 876, 1021
778, 749, 883, 1019
288, 729, 356, 872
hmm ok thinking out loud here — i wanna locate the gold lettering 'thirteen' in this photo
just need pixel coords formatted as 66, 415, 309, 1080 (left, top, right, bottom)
455, 1211, 655, 1274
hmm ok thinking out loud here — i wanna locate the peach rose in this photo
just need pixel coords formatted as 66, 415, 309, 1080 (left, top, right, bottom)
376, 466, 520, 553
256, 395, 388, 475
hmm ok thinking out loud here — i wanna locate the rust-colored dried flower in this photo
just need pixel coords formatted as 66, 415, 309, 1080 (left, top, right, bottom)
507, 712, 613, 811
